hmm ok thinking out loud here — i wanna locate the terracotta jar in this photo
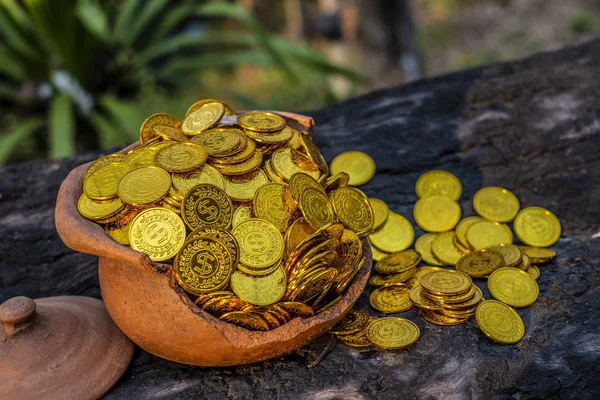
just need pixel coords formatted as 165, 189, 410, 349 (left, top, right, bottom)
55, 112, 372, 367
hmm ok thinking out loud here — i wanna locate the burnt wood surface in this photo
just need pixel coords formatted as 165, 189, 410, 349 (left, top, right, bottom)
1, 40, 599, 399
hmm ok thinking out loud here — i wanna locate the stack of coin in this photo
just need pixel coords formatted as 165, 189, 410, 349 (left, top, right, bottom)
78, 99, 375, 331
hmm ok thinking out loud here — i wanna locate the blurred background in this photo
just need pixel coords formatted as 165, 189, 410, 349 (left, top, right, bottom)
0, 0, 598, 165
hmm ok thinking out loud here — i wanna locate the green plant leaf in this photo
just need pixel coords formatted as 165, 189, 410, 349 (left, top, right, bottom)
126, 0, 169, 48
149, 2, 195, 42
76, 0, 110, 40
113, 0, 141, 43
0, 83, 17, 99
49, 94, 76, 159
99, 95, 146, 142
89, 112, 128, 149
0, 45, 25, 80
0, 2, 41, 61
0, 119, 44, 165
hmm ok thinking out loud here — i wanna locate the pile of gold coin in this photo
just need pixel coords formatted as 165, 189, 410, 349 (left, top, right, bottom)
79, 99, 375, 331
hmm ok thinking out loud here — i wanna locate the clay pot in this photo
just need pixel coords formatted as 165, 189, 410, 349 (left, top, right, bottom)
55, 112, 371, 367
0, 296, 134, 400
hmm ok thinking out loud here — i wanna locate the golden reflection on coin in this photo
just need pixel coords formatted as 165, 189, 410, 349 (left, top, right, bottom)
232, 219, 284, 269
369, 212, 414, 253
153, 124, 187, 142
77, 194, 125, 221
253, 182, 296, 232
456, 249, 505, 277
271, 149, 320, 181
415, 170, 462, 201
322, 172, 350, 193
83, 161, 131, 200
521, 246, 556, 263
455, 216, 485, 249
328, 308, 370, 335
420, 269, 472, 295
181, 184, 233, 230
214, 151, 263, 176
513, 206, 561, 248
415, 233, 444, 266
129, 207, 186, 261
155, 142, 207, 173
473, 186, 520, 223
117, 166, 171, 205
186, 99, 233, 116
299, 187, 336, 230
330, 187, 374, 235
368, 198, 389, 231
475, 300, 525, 344
299, 133, 329, 175
413, 195, 461, 232
190, 127, 241, 156
330, 151, 376, 186
139, 113, 180, 144
369, 285, 413, 313
466, 220, 513, 250
431, 232, 463, 266
487, 267, 539, 308
231, 266, 286, 306
487, 244, 522, 268
224, 170, 268, 202
172, 164, 225, 194
237, 111, 286, 132
365, 317, 420, 349
245, 126, 294, 144
181, 102, 224, 135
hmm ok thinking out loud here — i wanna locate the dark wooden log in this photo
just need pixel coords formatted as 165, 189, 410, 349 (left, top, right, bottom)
1, 39, 599, 399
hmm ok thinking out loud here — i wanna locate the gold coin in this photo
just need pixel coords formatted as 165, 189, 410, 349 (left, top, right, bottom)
473, 186, 520, 223
85, 154, 126, 179
129, 207, 186, 261
424, 284, 476, 304
487, 267, 539, 308
337, 317, 376, 348
174, 236, 233, 294
286, 129, 303, 150
286, 267, 337, 305
415, 233, 444, 266
245, 126, 294, 144
117, 166, 171, 205
271, 149, 320, 181
487, 244, 523, 268
329, 151, 375, 186
370, 243, 389, 262
211, 134, 253, 164
431, 232, 463, 265
237, 111, 286, 132
213, 151, 263, 176
181, 184, 233, 230
298, 133, 329, 175
475, 300, 525, 344
188, 226, 240, 267
365, 317, 420, 349
139, 113, 180, 144
153, 124, 187, 142
299, 187, 336, 230
376, 250, 421, 275
78, 194, 125, 221
330, 187, 374, 235
181, 102, 224, 135
253, 182, 296, 232
155, 142, 207, 173
368, 198, 389, 231
455, 216, 485, 249
456, 249, 505, 277
526, 265, 540, 280
189, 127, 241, 156
219, 311, 269, 331
443, 286, 483, 310
124, 146, 159, 168
278, 301, 315, 319
186, 99, 234, 117
408, 285, 444, 310
420, 270, 472, 295
232, 206, 253, 228
328, 308, 370, 335
284, 217, 315, 257
368, 268, 415, 286
264, 159, 284, 182
331, 229, 363, 273
232, 219, 284, 269
172, 164, 225, 194
230, 266, 286, 306
517, 253, 531, 270
322, 172, 350, 193
224, 170, 268, 202
420, 309, 469, 326
289, 172, 325, 201
415, 170, 462, 201
369, 285, 413, 314
368, 212, 414, 253
520, 246, 556, 264
413, 195, 461, 232
466, 220, 513, 250
83, 161, 131, 200
513, 206, 561, 248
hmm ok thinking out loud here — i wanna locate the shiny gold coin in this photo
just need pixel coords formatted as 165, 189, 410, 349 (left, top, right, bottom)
237, 111, 286, 132
129, 207, 186, 261
286, 129, 303, 150
236, 259, 283, 277
420, 270, 472, 296
139, 113, 180, 144
487, 244, 523, 268
415, 233, 444, 266
415, 170, 462, 201
181, 102, 224, 135
368, 268, 416, 286
376, 250, 421, 275
513, 206, 561, 248
487, 267, 539, 308
230, 266, 286, 306
473, 186, 520, 223
331, 229, 363, 272
289, 172, 325, 201
475, 300, 525, 344
189, 127, 241, 156
368, 212, 414, 253
526, 265, 540, 280
370, 285, 413, 314
117, 166, 171, 205
370, 243, 389, 262
232, 206, 253, 228
123, 146, 159, 168
408, 285, 444, 310
174, 236, 233, 294
431, 232, 463, 266
271, 149, 319, 181
186, 99, 234, 117
245, 126, 294, 144
172, 164, 225, 194
78, 194, 125, 221
443, 286, 483, 310
284, 218, 315, 257
154, 142, 207, 173
85, 154, 126, 179
456, 249, 505, 278
424, 284, 476, 304
330, 187, 374, 235
181, 184, 233, 230
368, 198, 389, 231
455, 216, 485, 249
83, 161, 131, 200
365, 317, 420, 349
328, 308, 370, 335
211, 134, 253, 164
153, 124, 187, 142
188, 226, 240, 267
329, 151, 376, 186
264, 159, 284, 182
466, 220, 513, 250
336, 317, 376, 348
299, 133, 329, 175
287, 267, 337, 306
253, 182, 296, 232
322, 172, 350, 193
299, 187, 336, 230
420, 309, 469, 326
517, 253, 531, 270
278, 301, 315, 319
232, 219, 284, 269
213, 151, 263, 176
224, 170, 268, 202
219, 311, 269, 331
413, 195, 461, 232
521, 246, 556, 264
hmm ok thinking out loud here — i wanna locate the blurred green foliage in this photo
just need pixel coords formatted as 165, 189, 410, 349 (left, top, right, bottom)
0, 0, 362, 165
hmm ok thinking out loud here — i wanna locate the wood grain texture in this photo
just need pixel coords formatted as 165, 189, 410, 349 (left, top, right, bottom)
1, 39, 599, 398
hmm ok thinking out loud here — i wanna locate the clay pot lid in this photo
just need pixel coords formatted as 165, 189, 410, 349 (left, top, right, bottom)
0, 295, 134, 400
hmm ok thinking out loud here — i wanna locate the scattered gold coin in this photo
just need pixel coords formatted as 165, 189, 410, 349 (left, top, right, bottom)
475, 300, 525, 344
330, 151, 376, 186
